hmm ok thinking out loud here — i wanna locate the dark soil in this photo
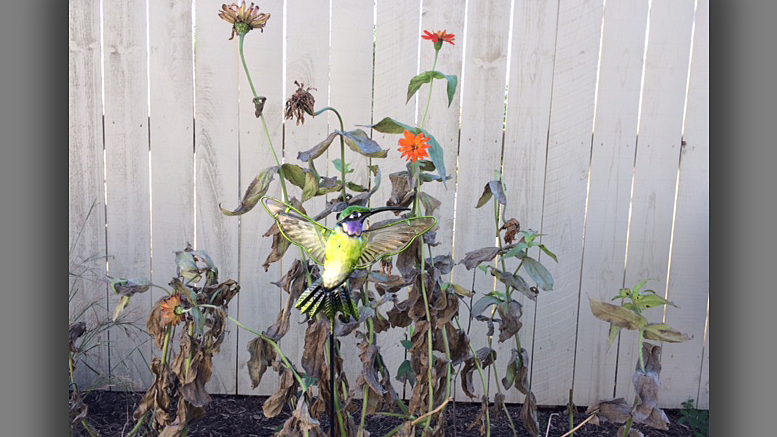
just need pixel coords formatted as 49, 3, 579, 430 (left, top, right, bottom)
80, 390, 696, 437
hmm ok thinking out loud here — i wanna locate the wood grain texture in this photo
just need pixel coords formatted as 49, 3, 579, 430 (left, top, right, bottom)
329, 0, 378, 395
102, 0, 152, 391
500, 0, 559, 404
660, 0, 709, 408
234, 0, 285, 396
194, 0, 241, 394
530, 0, 603, 407
69, 0, 109, 390
572, 0, 648, 407
148, 0, 195, 354
372, 0, 422, 400
450, 0, 512, 401
615, 0, 696, 403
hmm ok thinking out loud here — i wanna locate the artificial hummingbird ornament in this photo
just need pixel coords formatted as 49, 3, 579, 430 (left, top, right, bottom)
261, 196, 436, 322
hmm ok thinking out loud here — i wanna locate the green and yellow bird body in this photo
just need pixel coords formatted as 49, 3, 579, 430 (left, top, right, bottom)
261, 196, 436, 321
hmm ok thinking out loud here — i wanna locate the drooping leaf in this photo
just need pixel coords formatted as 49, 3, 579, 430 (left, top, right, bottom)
280, 163, 308, 189
471, 295, 503, 318
461, 347, 496, 399
475, 180, 507, 208
643, 323, 692, 343
175, 251, 201, 282
246, 336, 276, 389
396, 359, 416, 388
263, 367, 300, 418
298, 132, 337, 162
489, 268, 538, 301
337, 129, 389, 158
589, 297, 648, 331
362, 117, 418, 135
445, 74, 458, 107
497, 301, 523, 342
420, 129, 447, 187
520, 392, 540, 436
387, 171, 414, 210
459, 246, 500, 270
522, 256, 554, 291
406, 71, 443, 103
332, 158, 354, 175
632, 343, 670, 430
586, 398, 633, 424
417, 191, 441, 216
220, 166, 278, 216
301, 171, 319, 202
608, 323, 622, 348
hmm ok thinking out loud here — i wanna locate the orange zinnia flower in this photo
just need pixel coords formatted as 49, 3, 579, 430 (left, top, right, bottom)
398, 130, 431, 163
160, 294, 183, 326
422, 30, 455, 46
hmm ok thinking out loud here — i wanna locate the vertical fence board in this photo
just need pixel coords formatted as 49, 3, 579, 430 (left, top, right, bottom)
661, 0, 709, 408
330, 0, 378, 393
531, 0, 603, 406
450, 0, 512, 401
372, 0, 421, 400
69, 0, 109, 390
501, 0, 559, 404
103, 0, 151, 391
698, 295, 709, 409
417, 0, 465, 256
282, 0, 333, 387
194, 0, 240, 394
234, 0, 286, 396
616, 0, 695, 403
148, 0, 195, 374
572, 0, 648, 406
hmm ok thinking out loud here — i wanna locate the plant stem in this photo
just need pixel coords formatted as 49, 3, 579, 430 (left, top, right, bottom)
455, 317, 491, 437
359, 285, 374, 433
419, 50, 440, 131
161, 325, 172, 366
315, 106, 347, 201
80, 419, 100, 437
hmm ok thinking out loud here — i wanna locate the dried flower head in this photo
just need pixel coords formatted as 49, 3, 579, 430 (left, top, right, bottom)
160, 294, 183, 326
398, 130, 431, 163
218, 2, 271, 40
284, 81, 317, 125
422, 30, 455, 50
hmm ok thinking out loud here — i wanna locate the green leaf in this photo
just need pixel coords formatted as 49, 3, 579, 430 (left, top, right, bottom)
400, 339, 413, 350
362, 117, 419, 135
420, 129, 447, 188
475, 180, 507, 208
445, 282, 474, 298
588, 297, 648, 331
175, 251, 201, 282
220, 166, 278, 216
396, 360, 416, 387
502, 243, 529, 260
406, 71, 446, 103
346, 182, 369, 193
635, 293, 677, 310
471, 295, 503, 317
280, 163, 307, 189
607, 324, 622, 348
538, 244, 558, 263
643, 323, 692, 343
445, 74, 458, 107
298, 132, 337, 162
489, 268, 537, 301
337, 129, 389, 158
301, 172, 319, 202
332, 158, 354, 175
522, 256, 554, 291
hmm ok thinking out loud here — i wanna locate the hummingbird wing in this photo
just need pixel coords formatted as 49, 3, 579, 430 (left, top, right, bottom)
355, 216, 437, 269
261, 197, 332, 265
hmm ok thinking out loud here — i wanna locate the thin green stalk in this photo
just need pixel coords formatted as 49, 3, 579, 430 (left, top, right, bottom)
228, 316, 307, 390
487, 307, 518, 437
359, 285, 375, 433
455, 316, 491, 437
327, 318, 347, 437
419, 50, 440, 131
80, 419, 100, 437
160, 325, 173, 367
315, 106, 347, 200
126, 411, 147, 437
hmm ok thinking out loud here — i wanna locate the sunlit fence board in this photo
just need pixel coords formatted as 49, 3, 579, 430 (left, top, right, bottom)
102, 0, 152, 391
530, 0, 603, 407
661, 0, 709, 408
69, 0, 109, 391
194, 0, 241, 394
572, 0, 648, 407
616, 0, 696, 402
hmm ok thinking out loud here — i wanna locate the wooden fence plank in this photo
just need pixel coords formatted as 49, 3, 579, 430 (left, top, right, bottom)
417, 0, 465, 257
572, 0, 648, 407
234, 0, 286, 396
500, 0, 559, 404
194, 0, 241, 394
329, 0, 378, 395
615, 0, 696, 403
661, 0, 709, 408
282, 0, 333, 393
698, 295, 709, 409
69, 0, 109, 390
530, 0, 603, 406
148, 0, 195, 374
450, 0, 512, 401
372, 0, 421, 400
102, 0, 152, 391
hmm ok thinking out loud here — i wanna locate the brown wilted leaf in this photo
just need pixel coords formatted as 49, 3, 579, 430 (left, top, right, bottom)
277, 397, 326, 437
203, 279, 240, 308
491, 392, 506, 419
387, 298, 413, 328
301, 319, 329, 380
396, 238, 420, 279
69, 322, 86, 352
617, 425, 645, 437
631, 343, 669, 430
490, 268, 538, 301
263, 367, 300, 418
220, 166, 278, 216
500, 218, 521, 244
461, 347, 496, 399
466, 395, 489, 435
435, 290, 459, 328
262, 222, 291, 271
520, 391, 539, 436
501, 348, 530, 395
589, 296, 648, 331
160, 397, 206, 437
147, 297, 168, 349
459, 247, 500, 270
475, 180, 507, 208
134, 358, 175, 429
171, 335, 213, 408
586, 398, 633, 424
246, 336, 276, 389
643, 323, 692, 343
497, 301, 522, 342
387, 171, 414, 210
299, 132, 336, 162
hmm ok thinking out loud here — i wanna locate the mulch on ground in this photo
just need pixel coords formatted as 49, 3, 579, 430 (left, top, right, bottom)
81, 390, 695, 437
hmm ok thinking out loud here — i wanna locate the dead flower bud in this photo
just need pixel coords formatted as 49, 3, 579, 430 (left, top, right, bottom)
284, 81, 316, 125
500, 218, 520, 244
218, 2, 271, 40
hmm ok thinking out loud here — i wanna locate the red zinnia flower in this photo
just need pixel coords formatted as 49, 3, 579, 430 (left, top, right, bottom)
398, 130, 431, 163
422, 30, 455, 46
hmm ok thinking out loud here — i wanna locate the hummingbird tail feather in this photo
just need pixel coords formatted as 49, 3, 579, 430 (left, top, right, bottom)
296, 279, 326, 317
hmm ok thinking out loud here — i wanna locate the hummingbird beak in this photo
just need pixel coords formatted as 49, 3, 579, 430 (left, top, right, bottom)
364, 206, 410, 217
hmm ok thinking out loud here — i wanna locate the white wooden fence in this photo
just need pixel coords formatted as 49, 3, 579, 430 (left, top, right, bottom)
69, 0, 708, 409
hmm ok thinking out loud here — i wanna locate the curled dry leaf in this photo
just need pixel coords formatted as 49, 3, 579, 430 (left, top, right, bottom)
171, 335, 213, 408
588, 296, 648, 331
461, 347, 496, 399
497, 300, 522, 342
246, 336, 276, 389
617, 425, 645, 437
459, 246, 500, 270
500, 218, 520, 244
632, 343, 669, 430
220, 166, 278, 216
277, 397, 326, 437
263, 366, 300, 418
68, 322, 87, 352
387, 171, 414, 210
466, 395, 489, 435
520, 391, 540, 436
475, 180, 507, 208
134, 358, 175, 429
501, 348, 530, 395
301, 319, 329, 380
643, 322, 692, 343
586, 398, 633, 424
